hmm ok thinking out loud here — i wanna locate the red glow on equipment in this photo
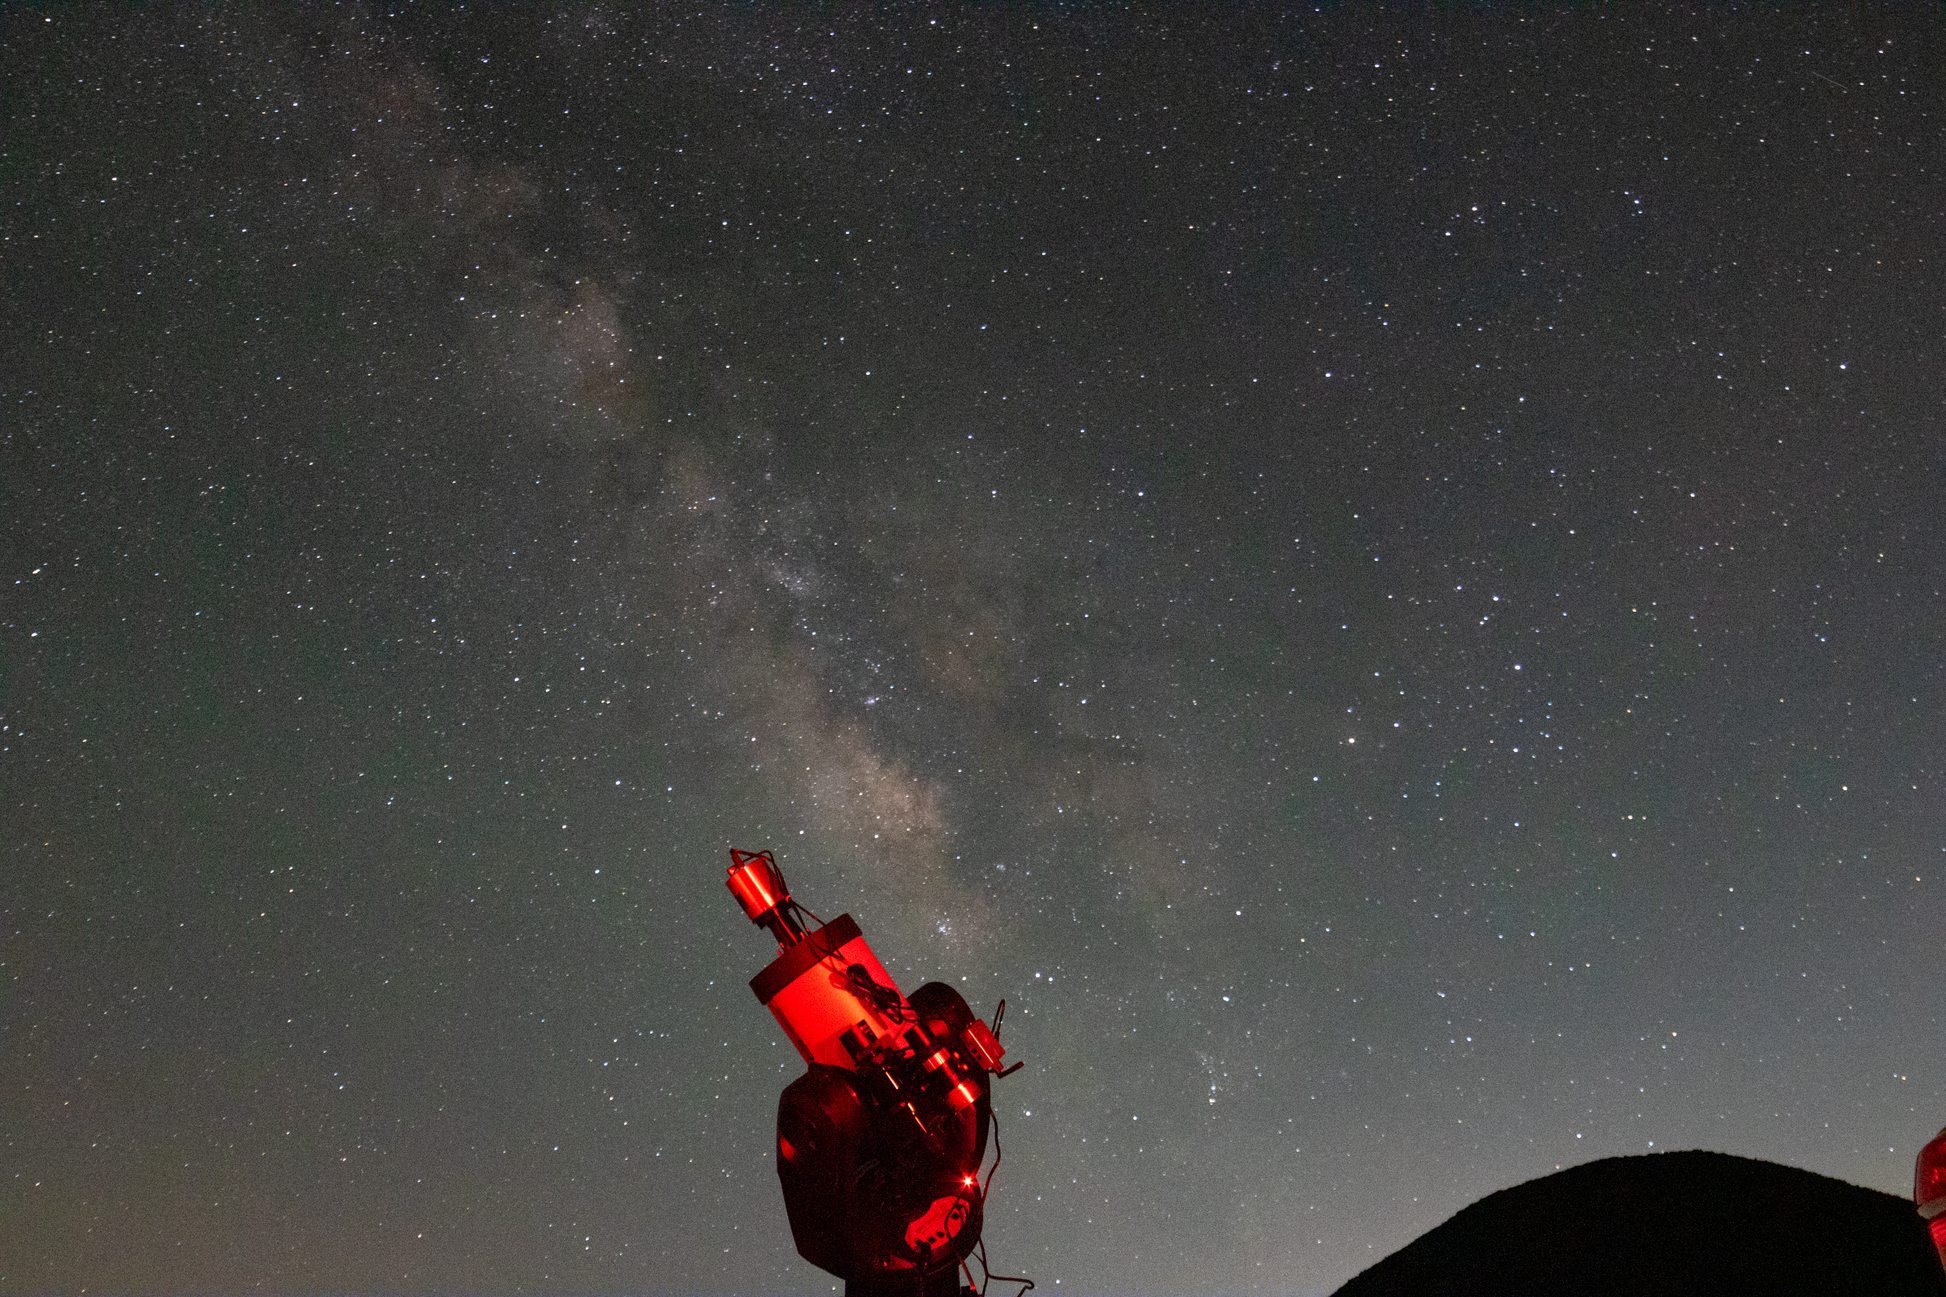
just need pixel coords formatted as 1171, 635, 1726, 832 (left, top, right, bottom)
722, 847, 1030, 1297
1918, 1124, 1946, 1273
726, 848, 807, 948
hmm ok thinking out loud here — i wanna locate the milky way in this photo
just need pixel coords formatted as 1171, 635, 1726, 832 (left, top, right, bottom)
3, 9, 1942, 1295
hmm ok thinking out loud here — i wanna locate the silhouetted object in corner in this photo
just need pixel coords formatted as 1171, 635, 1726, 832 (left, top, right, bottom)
1333, 1150, 1946, 1297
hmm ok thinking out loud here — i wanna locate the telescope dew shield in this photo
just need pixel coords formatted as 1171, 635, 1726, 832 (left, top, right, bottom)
1918, 1124, 1946, 1273
749, 913, 909, 1068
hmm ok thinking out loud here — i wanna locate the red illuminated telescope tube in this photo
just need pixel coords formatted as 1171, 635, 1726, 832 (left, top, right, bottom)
725, 848, 909, 1067
1918, 1123, 1946, 1273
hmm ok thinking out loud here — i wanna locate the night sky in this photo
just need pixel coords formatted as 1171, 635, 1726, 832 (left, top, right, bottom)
4, 8, 1943, 1296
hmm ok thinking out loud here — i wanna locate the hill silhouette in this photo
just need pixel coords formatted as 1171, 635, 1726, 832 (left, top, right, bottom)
1332, 1150, 1945, 1297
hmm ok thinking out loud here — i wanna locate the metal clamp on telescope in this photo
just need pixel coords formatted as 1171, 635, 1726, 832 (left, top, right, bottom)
724, 848, 1032, 1297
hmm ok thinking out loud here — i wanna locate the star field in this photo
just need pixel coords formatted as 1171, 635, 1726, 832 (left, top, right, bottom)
2, 9, 1942, 1295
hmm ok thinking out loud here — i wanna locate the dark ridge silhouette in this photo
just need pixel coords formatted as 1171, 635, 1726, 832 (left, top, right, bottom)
1333, 1150, 1946, 1297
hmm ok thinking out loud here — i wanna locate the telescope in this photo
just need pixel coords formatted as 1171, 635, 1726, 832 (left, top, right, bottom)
724, 848, 1029, 1297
